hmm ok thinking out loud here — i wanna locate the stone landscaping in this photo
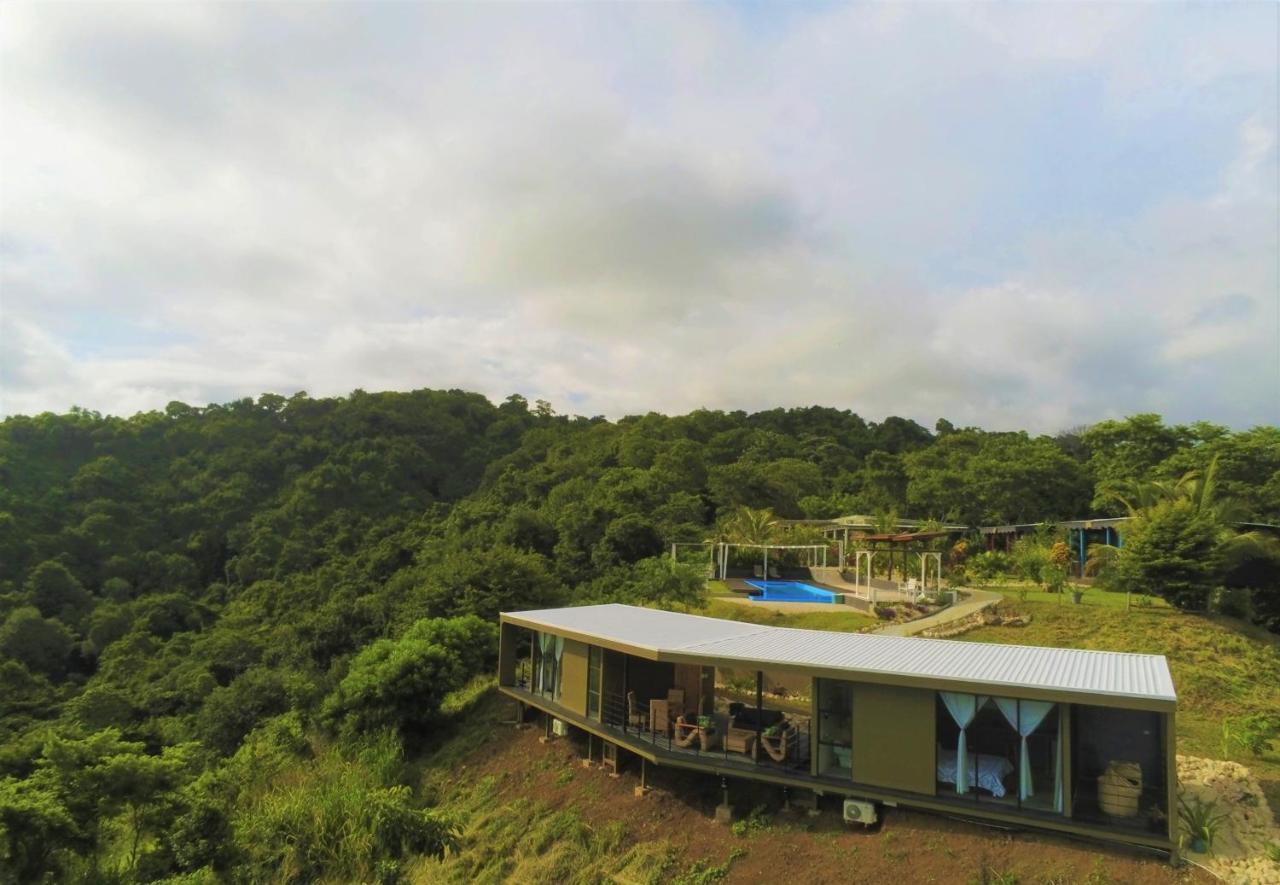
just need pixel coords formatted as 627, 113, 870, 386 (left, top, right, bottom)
1178, 754, 1280, 884
918, 604, 1031, 639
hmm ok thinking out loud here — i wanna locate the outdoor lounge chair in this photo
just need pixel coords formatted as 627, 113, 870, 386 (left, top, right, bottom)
759, 721, 799, 763
674, 715, 721, 752
768, 565, 782, 579
753, 565, 765, 578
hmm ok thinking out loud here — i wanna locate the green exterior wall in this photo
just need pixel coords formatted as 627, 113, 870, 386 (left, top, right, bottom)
851, 682, 936, 795
560, 638, 589, 716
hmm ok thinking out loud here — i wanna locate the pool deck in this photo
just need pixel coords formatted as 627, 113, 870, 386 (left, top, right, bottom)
713, 595, 859, 614
714, 586, 1005, 631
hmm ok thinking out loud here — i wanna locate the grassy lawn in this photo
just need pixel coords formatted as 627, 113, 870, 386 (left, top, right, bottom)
697, 597, 879, 633
959, 597, 1280, 815
984, 581, 1172, 610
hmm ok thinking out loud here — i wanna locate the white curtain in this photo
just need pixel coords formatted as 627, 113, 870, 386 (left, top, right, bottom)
553, 635, 565, 700
940, 692, 984, 794
537, 632, 553, 695
993, 698, 1056, 804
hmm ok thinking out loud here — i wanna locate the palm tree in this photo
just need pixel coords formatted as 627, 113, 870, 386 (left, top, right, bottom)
1094, 456, 1253, 609
1097, 455, 1241, 525
720, 506, 779, 546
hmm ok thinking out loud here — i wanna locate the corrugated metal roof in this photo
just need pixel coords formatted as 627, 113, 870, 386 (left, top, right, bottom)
504, 604, 1177, 705
508, 603, 768, 652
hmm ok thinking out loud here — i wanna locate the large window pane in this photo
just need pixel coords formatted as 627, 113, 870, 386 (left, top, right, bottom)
1071, 705, 1167, 833
817, 679, 852, 777
936, 694, 1063, 814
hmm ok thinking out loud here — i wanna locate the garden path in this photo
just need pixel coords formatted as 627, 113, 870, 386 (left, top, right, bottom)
875, 587, 1004, 637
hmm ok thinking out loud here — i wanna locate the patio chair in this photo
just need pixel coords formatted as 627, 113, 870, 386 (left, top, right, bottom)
673, 715, 720, 751
768, 564, 782, 579
753, 565, 765, 578
649, 698, 671, 736
627, 691, 648, 730
666, 688, 686, 716
759, 721, 799, 763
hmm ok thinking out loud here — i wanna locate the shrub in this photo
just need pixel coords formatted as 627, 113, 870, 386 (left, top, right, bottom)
1041, 566, 1067, 595
1113, 501, 1219, 611
322, 615, 496, 738
731, 805, 771, 838
1214, 587, 1250, 619
1011, 540, 1050, 587
968, 552, 1012, 585
1221, 713, 1279, 758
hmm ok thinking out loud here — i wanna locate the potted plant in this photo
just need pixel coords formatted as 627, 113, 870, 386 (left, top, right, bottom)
1178, 793, 1229, 854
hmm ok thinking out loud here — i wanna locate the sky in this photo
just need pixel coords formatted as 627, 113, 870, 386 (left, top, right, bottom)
2, 2, 1277, 432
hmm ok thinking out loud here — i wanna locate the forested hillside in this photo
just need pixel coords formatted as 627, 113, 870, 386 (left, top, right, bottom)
1, 390, 1277, 882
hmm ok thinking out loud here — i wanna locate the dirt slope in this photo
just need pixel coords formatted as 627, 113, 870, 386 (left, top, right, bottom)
415, 693, 1208, 885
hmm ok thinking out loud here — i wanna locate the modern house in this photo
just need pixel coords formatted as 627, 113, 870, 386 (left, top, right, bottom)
498, 604, 1179, 856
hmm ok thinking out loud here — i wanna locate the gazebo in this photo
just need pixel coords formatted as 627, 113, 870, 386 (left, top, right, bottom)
848, 531, 947, 595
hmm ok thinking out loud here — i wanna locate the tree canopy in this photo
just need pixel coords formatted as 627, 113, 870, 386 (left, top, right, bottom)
0, 389, 1275, 879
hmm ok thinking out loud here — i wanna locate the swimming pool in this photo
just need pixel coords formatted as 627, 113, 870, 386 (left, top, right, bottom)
745, 580, 839, 603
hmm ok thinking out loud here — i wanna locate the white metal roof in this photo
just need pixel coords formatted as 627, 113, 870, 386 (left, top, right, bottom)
504, 604, 1177, 706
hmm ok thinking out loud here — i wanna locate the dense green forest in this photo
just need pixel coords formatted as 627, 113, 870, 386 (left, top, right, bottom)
1, 389, 1278, 882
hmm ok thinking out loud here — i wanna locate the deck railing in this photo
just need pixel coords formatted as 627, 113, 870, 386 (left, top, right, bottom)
598, 690, 811, 774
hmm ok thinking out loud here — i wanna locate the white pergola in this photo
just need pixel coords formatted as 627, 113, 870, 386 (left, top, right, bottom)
852, 549, 876, 600
713, 542, 830, 581
850, 548, 944, 602
919, 551, 943, 593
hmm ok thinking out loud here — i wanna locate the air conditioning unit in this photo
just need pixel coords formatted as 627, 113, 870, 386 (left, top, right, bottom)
551, 718, 569, 737
842, 798, 878, 826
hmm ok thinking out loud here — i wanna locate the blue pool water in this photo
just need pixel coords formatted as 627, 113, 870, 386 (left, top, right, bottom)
745, 580, 838, 603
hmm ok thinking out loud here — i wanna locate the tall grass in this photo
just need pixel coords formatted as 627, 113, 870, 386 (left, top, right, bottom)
233, 730, 456, 884
412, 774, 667, 885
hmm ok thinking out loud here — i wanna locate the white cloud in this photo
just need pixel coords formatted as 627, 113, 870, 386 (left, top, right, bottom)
0, 2, 1276, 431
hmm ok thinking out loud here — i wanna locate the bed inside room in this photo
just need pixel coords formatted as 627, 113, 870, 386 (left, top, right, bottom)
935, 693, 1062, 812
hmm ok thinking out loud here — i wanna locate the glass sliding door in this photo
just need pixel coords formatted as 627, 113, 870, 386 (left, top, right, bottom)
816, 678, 853, 777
